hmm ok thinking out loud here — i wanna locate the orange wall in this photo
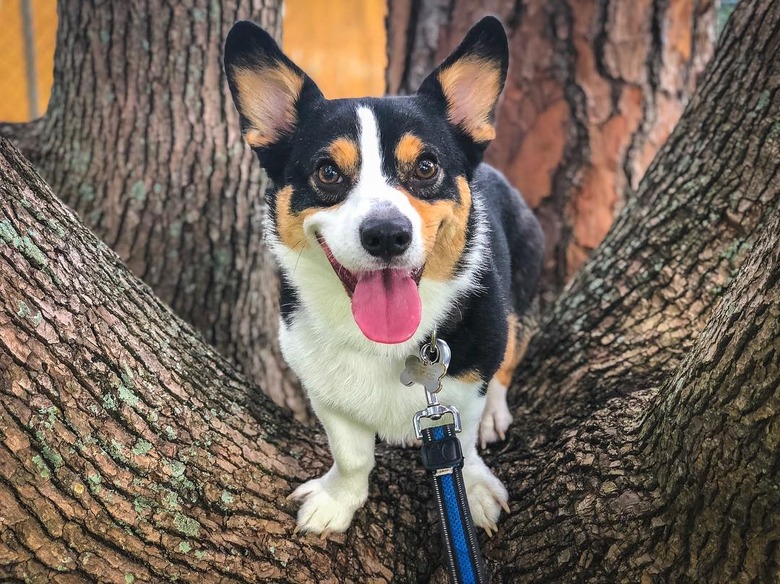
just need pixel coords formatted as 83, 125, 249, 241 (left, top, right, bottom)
0, 0, 386, 122
283, 0, 387, 98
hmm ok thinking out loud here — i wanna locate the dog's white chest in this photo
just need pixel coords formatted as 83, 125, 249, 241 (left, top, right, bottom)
280, 314, 485, 442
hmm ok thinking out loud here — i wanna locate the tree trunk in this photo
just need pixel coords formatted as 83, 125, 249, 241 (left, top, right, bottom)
1, 0, 779, 582
387, 0, 717, 306
0, 0, 310, 421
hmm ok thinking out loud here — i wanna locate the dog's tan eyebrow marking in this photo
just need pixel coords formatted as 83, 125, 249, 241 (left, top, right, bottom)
395, 133, 425, 167
327, 137, 360, 175
400, 175, 472, 281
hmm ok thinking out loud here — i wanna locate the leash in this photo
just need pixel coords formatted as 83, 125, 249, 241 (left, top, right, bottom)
401, 337, 488, 584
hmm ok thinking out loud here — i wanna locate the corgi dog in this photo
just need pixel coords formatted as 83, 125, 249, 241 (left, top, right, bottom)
224, 16, 543, 536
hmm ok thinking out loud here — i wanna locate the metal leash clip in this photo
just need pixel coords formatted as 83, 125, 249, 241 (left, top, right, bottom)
401, 337, 462, 439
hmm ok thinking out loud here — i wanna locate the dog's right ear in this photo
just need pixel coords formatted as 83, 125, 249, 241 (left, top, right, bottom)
224, 21, 322, 149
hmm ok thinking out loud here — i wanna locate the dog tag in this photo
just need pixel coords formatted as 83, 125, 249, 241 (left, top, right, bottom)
400, 340, 451, 394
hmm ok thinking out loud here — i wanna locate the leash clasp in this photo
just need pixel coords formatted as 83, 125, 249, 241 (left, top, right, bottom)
413, 402, 462, 440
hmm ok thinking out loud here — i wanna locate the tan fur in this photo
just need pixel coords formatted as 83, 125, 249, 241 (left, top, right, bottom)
456, 370, 482, 384
395, 133, 425, 168
232, 64, 304, 148
275, 186, 316, 250
438, 56, 501, 143
328, 138, 360, 176
495, 312, 536, 387
402, 176, 472, 281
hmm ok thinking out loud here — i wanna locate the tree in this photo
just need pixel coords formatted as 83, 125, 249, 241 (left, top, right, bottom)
1, 1, 778, 583
0, 0, 309, 421
387, 0, 717, 304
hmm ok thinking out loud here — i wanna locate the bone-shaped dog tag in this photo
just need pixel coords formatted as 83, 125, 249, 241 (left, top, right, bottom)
401, 354, 447, 394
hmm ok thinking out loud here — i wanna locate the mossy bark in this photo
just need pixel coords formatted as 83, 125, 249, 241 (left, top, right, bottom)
0, 0, 309, 422
1, 0, 779, 582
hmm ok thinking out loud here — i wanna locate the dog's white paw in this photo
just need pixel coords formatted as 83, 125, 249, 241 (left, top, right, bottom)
463, 466, 509, 535
479, 381, 513, 448
288, 475, 365, 536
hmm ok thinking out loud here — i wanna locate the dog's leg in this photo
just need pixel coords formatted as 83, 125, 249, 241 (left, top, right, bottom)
478, 378, 513, 448
288, 407, 375, 536
460, 415, 509, 534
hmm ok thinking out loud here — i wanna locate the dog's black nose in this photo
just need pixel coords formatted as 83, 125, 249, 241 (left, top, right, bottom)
360, 214, 413, 260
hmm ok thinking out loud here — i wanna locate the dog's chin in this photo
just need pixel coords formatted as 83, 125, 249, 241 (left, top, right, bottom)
316, 235, 424, 345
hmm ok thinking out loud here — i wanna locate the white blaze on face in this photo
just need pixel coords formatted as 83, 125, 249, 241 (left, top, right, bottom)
302, 106, 425, 272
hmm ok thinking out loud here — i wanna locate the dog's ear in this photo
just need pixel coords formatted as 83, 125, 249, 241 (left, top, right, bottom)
417, 16, 508, 148
224, 21, 322, 149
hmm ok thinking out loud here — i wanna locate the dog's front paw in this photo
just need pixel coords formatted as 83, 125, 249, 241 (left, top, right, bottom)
463, 466, 509, 536
288, 475, 365, 536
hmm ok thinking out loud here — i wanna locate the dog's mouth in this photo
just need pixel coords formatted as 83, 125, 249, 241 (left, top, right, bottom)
318, 235, 423, 345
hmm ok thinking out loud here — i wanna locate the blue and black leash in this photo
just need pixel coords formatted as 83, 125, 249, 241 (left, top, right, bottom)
403, 337, 488, 584
420, 422, 488, 584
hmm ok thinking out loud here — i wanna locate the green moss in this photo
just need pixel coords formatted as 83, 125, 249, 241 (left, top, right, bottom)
164, 425, 177, 440
133, 496, 152, 515
162, 489, 179, 510
221, 490, 234, 505
194, 550, 206, 559
31, 454, 50, 479
39, 406, 59, 431
0, 220, 48, 268
117, 364, 140, 407
117, 383, 139, 407
130, 181, 147, 202
132, 439, 153, 456
173, 512, 200, 537
102, 393, 117, 411
169, 460, 185, 479
110, 438, 125, 460
757, 90, 771, 111
17, 301, 30, 318
124, 573, 135, 584
79, 183, 96, 203
178, 541, 192, 554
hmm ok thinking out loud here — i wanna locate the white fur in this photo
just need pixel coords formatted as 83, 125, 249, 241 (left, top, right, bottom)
479, 378, 514, 448
269, 106, 507, 534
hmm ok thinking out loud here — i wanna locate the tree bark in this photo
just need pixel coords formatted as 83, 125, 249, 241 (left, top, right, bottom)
1, 0, 779, 582
387, 0, 717, 305
0, 0, 309, 421
0, 137, 436, 583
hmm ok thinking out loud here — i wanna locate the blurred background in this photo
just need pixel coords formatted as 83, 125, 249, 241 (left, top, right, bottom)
0, 0, 388, 122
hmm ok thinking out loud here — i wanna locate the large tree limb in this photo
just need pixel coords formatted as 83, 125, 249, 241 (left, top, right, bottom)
0, 137, 436, 582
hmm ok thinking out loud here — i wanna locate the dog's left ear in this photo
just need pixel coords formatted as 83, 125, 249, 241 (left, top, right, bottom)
418, 16, 508, 148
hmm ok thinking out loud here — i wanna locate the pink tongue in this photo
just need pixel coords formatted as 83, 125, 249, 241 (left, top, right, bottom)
351, 269, 421, 344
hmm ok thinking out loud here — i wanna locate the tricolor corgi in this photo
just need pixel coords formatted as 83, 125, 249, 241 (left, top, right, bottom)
224, 16, 543, 535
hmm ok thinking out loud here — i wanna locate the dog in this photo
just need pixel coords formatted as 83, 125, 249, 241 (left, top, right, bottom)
224, 16, 544, 536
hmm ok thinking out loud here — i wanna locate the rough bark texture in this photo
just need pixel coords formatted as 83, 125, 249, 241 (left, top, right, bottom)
0, 0, 309, 421
387, 0, 717, 305
1, 0, 779, 582
0, 138, 437, 583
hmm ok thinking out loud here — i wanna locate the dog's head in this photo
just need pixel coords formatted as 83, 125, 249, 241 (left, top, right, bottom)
224, 17, 508, 346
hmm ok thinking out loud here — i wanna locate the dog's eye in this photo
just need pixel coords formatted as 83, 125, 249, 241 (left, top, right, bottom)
316, 161, 343, 185
414, 156, 438, 181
